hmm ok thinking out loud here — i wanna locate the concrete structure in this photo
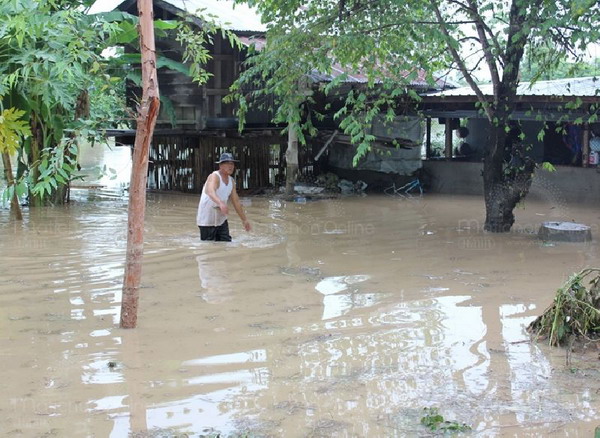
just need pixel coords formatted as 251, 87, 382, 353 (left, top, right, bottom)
538, 221, 592, 242
423, 160, 600, 205
419, 77, 600, 208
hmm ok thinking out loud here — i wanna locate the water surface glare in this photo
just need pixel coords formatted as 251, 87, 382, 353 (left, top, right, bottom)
1, 192, 600, 436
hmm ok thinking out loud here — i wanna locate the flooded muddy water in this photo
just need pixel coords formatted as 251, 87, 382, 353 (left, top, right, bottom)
1, 186, 600, 437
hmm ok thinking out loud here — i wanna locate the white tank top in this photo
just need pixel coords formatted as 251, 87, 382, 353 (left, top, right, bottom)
196, 171, 234, 226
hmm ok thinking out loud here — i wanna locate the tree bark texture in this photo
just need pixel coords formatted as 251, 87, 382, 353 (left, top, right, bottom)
29, 114, 43, 207
2, 152, 23, 220
482, 0, 536, 232
120, 0, 160, 329
285, 122, 299, 196
435, 0, 542, 232
483, 115, 536, 232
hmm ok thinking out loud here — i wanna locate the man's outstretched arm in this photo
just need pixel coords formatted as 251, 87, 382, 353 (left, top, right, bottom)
230, 188, 251, 231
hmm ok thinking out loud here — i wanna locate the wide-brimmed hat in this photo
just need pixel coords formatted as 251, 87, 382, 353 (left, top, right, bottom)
215, 152, 239, 164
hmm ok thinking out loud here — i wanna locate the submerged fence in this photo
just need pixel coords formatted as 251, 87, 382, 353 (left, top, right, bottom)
148, 135, 316, 192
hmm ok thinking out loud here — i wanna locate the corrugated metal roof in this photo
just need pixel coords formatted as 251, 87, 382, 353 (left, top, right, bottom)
308, 64, 451, 89
234, 42, 448, 89
429, 76, 600, 98
237, 35, 266, 49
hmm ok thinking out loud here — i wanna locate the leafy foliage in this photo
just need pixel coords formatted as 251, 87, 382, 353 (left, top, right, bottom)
0, 0, 126, 203
0, 108, 31, 155
521, 48, 600, 82
30, 139, 82, 198
232, 0, 599, 175
541, 162, 557, 172
229, 0, 448, 161
420, 407, 471, 432
176, 11, 243, 85
108, 10, 241, 128
528, 269, 600, 346
0, 0, 233, 204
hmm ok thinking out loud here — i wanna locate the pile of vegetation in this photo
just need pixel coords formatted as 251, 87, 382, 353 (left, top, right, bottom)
528, 269, 600, 346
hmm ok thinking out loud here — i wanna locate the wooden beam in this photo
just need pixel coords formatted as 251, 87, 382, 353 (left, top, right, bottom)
205, 88, 232, 96
314, 129, 338, 161
425, 117, 432, 159
582, 123, 590, 168
445, 118, 453, 159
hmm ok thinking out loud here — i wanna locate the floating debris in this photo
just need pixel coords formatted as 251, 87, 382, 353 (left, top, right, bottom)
528, 268, 600, 346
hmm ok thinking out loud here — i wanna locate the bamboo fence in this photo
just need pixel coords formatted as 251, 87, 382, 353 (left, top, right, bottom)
148, 134, 316, 192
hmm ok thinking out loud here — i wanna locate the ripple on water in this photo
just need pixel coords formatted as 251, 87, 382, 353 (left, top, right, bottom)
2, 192, 600, 436
315, 275, 371, 295
82, 353, 124, 385
164, 230, 285, 250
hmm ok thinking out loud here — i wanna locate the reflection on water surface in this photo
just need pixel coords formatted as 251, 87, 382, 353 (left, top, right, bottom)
1, 179, 599, 436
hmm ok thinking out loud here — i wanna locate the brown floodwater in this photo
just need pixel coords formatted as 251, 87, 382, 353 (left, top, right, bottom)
1, 181, 600, 436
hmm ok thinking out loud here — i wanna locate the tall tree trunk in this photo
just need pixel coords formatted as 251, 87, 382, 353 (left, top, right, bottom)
483, 135, 535, 232
482, 0, 535, 232
482, 107, 536, 232
2, 152, 23, 220
285, 121, 299, 196
483, 106, 513, 232
29, 114, 43, 207
120, 0, 160, 329
483, 163, 536, 231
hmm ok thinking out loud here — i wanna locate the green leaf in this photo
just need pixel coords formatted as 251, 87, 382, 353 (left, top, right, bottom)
109, 20, 139, 44
154, 20, 179, 30
537, 130, 545, 141
3, 186, 15, 203
0, 108, 31, 155
156, 57, 190, 75
15, 181, 27, 197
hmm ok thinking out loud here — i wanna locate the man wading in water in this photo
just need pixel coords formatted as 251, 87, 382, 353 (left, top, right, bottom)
196, 152, 251, 241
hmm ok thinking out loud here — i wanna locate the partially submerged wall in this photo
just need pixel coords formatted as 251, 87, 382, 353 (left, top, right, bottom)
423, 160, 600, 205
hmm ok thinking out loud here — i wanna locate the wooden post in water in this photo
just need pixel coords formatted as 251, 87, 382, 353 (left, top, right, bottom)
1, 152, 22, 220
285, 120, 299, 196
120, 0, 160, 329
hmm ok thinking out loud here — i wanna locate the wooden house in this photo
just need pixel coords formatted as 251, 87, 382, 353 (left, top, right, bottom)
109, 0, 451, 193
110, 0, 288, 193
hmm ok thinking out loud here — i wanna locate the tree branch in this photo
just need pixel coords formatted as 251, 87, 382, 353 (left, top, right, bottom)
430, 0, 494, 120
361, 19, 477, 34
446, 0, 475, 13
465, 0, 500, 92
485, 28, 504, 68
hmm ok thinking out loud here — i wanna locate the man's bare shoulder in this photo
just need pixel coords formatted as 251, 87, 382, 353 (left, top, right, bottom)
207, 172, 220, 186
